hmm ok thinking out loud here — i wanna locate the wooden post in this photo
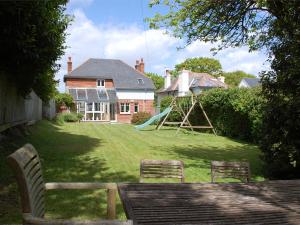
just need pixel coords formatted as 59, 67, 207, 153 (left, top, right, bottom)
156, 96, 177, 130
198, 101, 217, 135
107, 188, 116, 219
178, 104, 194, 132
176, 101, 196, 135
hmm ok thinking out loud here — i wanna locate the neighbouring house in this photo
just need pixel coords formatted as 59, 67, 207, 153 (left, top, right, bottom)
156, 70, 227, 107
238, 78, 261, 88
64, 57, 155, 123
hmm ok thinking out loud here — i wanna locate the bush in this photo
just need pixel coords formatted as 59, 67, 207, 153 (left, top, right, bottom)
159, 87, 265, 142
131, 112, 152, 125
55, 93, 74, 108
200, 87, 265, 142
55, 112, 82, 124
160, 96, 181, 121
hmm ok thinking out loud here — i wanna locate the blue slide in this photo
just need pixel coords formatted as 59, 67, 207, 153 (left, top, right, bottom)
135, 107, 172, 130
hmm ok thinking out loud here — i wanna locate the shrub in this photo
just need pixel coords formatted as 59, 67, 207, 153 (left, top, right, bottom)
55, 93, 74, 108
55, 113, 65, 125
63, 113, 79, 122
160, 96, 181, 121
55, 112, 82, 124
131, 112, 152, 125
159, 87, 265, 142
200, 87, 265, 142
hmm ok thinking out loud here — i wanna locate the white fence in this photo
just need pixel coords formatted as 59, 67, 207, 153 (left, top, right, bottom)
0, 77, 54, 132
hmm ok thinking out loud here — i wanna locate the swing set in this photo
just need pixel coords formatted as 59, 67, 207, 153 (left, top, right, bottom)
156, 93, 216, 135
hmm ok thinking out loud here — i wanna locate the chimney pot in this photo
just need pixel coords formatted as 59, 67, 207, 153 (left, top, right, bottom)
67, 56, 72, 74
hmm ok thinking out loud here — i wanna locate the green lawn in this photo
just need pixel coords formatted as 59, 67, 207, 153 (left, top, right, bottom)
0, 120, 263, 224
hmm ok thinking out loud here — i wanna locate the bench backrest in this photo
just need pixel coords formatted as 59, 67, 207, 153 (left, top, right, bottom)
140, 159, 184, 183
7, 144, 45, 218
211, 160, 251, 183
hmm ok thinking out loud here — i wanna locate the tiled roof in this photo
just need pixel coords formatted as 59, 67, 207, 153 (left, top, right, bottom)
69, 88, 117, 103
157, 71, 227, 93
64, 58, 155, 90
242, 78, 260, 87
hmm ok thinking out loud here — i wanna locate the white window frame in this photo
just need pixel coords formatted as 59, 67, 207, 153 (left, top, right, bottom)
134, 103, 139, 113
120, 102, 130, 114
97, 79, 105, 87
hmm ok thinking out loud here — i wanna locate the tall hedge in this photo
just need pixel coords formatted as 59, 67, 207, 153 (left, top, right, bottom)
160, 88, 265, 142
200, 88, 265, 142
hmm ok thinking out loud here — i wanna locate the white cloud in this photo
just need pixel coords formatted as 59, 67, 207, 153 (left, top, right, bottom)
67, 0, 94, 8
56, 9, 269, 92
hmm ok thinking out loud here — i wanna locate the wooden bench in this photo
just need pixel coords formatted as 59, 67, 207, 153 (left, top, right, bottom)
7, 144, 132, 225
211, 160, 251, 183
140, 159, 184, 183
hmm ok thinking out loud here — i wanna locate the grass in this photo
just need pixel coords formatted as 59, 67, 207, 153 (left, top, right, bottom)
0, 120, 264, 224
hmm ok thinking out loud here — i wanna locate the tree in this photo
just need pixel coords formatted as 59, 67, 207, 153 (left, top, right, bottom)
0, 1, 70, 102
259, 1, 300, 179
55, 93, 74, 108
223, 71, 256, 87
148, 0, 273, 51
145, 72, 164, 90
174, 57, 222, 77
148, 0, 300, 178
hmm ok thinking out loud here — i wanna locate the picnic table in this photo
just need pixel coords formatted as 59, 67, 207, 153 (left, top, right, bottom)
118, 180, 300, 225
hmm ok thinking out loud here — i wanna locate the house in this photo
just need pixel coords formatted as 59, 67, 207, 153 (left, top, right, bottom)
156, 70, 227, 107
238, 78, 261, 88
64, 57, 155, 123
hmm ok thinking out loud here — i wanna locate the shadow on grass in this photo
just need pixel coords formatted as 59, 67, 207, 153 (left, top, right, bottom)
0, 120, 136, 223
158, 143, 263, 180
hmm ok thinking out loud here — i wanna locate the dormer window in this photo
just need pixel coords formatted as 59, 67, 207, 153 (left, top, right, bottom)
97, 79, 105, 87
137, 78, 144, 85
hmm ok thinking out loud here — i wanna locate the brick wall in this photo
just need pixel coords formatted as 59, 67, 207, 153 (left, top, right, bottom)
66, 78, 115, 88
116, 100, 154, 123
66, 78, 96, 87
105, 79, 114, 88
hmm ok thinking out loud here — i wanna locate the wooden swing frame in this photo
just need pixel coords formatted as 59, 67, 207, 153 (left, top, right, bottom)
156, 94, 216, 135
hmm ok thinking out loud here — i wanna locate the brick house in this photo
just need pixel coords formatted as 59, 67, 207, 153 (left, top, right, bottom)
64, 57, 155, 123
156, 69, 227, 107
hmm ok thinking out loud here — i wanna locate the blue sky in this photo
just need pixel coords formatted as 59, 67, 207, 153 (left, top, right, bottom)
56, 0, 269, 91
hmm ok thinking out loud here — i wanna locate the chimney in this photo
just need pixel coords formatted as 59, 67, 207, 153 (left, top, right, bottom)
139, 58, 145, 73
217, 76, 225, 83
67, 57, 72, 74
178, 70, 190, 96
164, 69, 171, 89
135, 60, 140, 71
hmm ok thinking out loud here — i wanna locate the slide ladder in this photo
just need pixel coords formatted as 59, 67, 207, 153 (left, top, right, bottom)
135, 107, 172, 130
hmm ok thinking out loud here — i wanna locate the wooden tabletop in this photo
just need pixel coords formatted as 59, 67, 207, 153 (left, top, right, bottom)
118, 180, 300, 225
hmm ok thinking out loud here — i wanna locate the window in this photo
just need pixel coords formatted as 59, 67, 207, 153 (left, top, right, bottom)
134, 103, 139, 113
97, 79, 105, 87
97, 89, 108, 100
77, 89, 86, 100
137, 78, 144, 85
120, 103, 130, 114
86, 103, 93, 111
95, 102, 104, 112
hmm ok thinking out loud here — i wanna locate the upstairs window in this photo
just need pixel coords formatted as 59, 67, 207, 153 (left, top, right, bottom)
97, 79, 105, 87
120, 103, 130, 114
137, 78, 144, 85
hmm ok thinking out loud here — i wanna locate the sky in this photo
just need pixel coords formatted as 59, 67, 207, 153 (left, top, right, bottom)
56, 0, 270, 92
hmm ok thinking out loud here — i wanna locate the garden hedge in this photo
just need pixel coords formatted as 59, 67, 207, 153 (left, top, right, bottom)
160, 87, 265, 142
